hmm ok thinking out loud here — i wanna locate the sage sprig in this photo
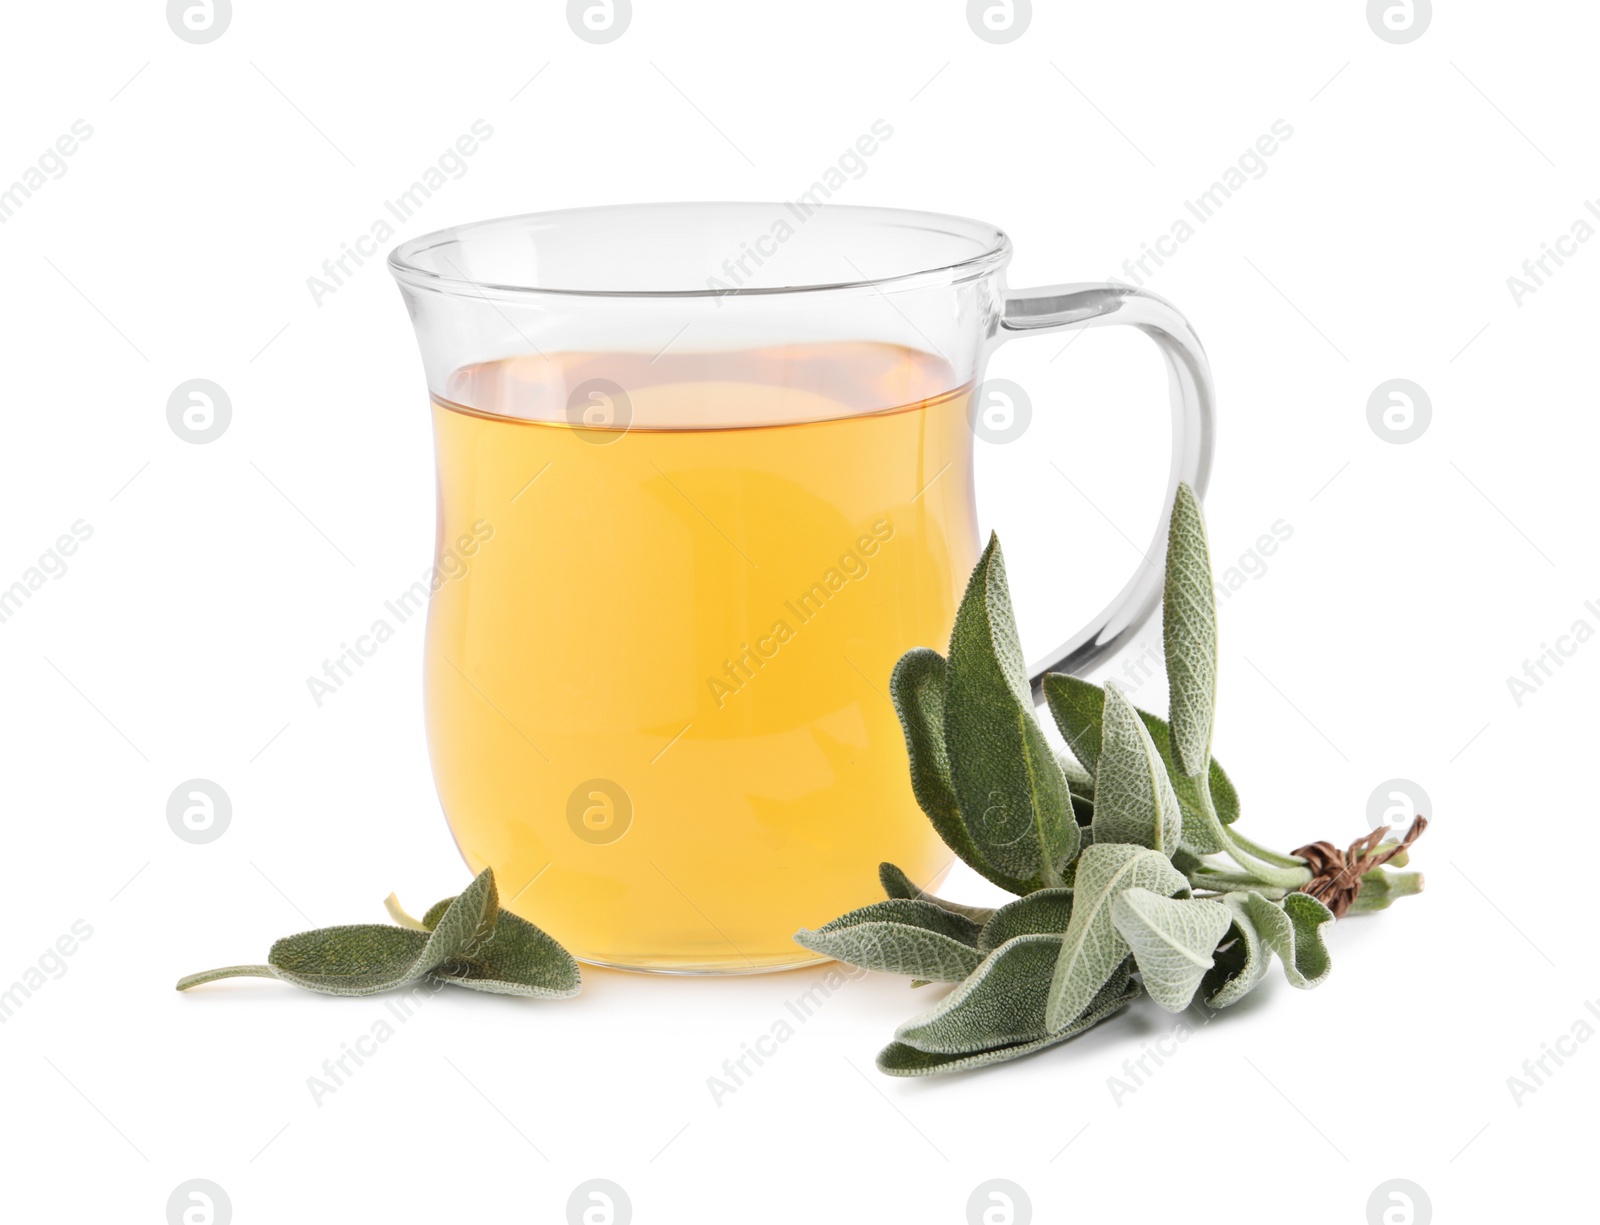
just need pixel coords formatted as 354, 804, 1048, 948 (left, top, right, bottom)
176, 868, 580, 1000
795, 482, 1427, 1076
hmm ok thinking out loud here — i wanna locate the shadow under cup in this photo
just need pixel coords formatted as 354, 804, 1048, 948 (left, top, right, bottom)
390, 204, 1004, 973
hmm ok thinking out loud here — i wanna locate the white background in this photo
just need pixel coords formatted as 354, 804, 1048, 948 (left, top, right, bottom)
1, 2, 1593, 1221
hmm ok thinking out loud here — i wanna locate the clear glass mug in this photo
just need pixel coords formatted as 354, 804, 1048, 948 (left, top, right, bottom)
389, 204, 1214, 973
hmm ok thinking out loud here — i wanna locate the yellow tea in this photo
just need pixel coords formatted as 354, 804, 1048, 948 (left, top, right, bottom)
426, 342, 980, 971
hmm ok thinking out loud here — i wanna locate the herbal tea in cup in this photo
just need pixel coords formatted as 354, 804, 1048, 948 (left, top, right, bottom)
391, 204, 1214, 972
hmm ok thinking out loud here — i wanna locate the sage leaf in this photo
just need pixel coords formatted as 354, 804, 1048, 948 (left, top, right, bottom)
266, 925, 432, 996
890, 648, 1030, 891
268, 868, 501, 995
1163, 482, 1218, 778
1092, 683, 1184, 855
1042, 673, 1241, 854
896, 934, 1120, 1054
978, 888, 1074, 952
878, 862, 997, 925
1045, 843, 1188, 1032
879, 862, 920, 900
1109, 889, 1231, 1013
794, 899, 984, 982
178, 868, 582, 1002
421, 897, 454, 930
1276, 892, 1335, 988
1056, 750, 1093, 798
431, 909, 581, 998
944, 535, 1078, 890
1211, 890, 1332, 989
877, 962, 1138, 1077
423, 867, 500, 960
1201, 891, 1276, 1008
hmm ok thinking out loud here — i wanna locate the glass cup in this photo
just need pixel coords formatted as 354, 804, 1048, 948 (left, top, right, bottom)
389, 203, 1214, 973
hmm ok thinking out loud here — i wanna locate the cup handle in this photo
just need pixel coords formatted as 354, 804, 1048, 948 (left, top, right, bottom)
994, 282, 1216, 703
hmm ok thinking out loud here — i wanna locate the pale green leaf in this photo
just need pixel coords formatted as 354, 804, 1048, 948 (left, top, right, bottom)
1092, 683, 1184, 855
1163, 482, 1218, 778
1042, 674, 1240, 854
1056, 749, 1094, 798
877, 962, 1137, 1077
897, 936, 1130, 1055
978, 888, 1074, 952
1201, 891, 1276, 1008
1109, 888, 1231, 1012
794, 899, 983, 982
1045, 843, 1188, 1032
1276, 893, 1335, 988
895, 934, 1064, 1054
944, 535, 1078, 890
1216, 890, 1333, 989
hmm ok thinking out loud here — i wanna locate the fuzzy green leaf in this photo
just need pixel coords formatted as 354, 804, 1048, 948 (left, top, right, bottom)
877, 961, 1137, 1077
895, 934, 1064, 1054
1093, 683, 1184, 855
878, 862, 997, 925
1201, 891, 1276, 1008
266, 925, 432, 996
1276, 893, 1335, 988
431, 909, 581, 998
1042, 674, 1240, 853
943, 535, 1078, 890
1110, 889, 1231, 1012
896, 935, 1129, 1055
424, 868, 500, 960
178, 869, 581, 1003
888, 649, 1031, 891
266, 869, 501, 995
1045, 843, 1189, 1031
421, 897, 454, 930
1163, 483, 1218, 778
879, 862, 920, 900
794, 899, 984, 982
1056, 750, 1094, 798
978, 888, 1074, 952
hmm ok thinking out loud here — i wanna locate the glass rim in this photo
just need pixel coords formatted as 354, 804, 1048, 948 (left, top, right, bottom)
387, 202, 1012, 301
